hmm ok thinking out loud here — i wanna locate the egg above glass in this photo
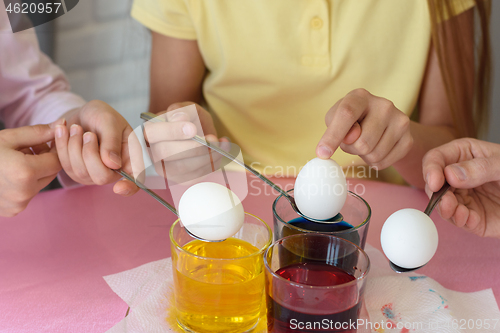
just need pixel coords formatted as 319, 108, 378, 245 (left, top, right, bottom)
178, 182, 244, 241
294, 158, 348, 221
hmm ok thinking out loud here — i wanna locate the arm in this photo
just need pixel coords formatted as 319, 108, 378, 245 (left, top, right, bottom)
393, 8, 474, 188
143, 32, 229, 182
148, 32, 206, 112
0, 10, 85, 127
316, 9, 474, 189
0, 13, 138, 195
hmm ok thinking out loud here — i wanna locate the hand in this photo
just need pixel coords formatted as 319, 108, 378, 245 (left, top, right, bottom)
316, 89, 413, 170
54, 100, 139, 196
144, 102, 230, 184
0, 122, 63, 217
423, 138, 500, 238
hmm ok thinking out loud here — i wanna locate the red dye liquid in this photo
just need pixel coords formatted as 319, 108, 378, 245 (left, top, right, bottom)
276, 262, 355, 286
268, 262, 360, 333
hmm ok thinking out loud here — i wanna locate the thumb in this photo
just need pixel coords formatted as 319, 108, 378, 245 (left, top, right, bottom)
444, 157, 500, 188
2, 123, 59, 149
98, 125, 131, 170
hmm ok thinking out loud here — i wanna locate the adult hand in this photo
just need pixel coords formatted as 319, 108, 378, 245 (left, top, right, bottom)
423, 138, 500, 238
316, 88, 413, 170
54, 100, 139, 196
143, 102, 230, 184
0, 122, 62, 217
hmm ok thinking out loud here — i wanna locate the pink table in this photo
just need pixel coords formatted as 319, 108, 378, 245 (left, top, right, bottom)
1, 177, 499, 332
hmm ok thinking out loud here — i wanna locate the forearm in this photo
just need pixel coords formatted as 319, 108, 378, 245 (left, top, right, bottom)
393, 121, 458, 189
149, 91, 202, 114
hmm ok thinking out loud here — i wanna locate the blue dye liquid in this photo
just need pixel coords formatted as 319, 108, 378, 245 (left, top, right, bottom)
288, 217, 354, 232
283, 217, 361, 248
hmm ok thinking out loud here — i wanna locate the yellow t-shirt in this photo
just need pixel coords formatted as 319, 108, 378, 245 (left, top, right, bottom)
131, 0, 474, 178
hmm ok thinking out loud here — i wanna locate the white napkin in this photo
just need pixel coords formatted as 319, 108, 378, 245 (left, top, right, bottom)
364, 244, 500, 333
104, 245, 500, 333
104, 258, 267, 333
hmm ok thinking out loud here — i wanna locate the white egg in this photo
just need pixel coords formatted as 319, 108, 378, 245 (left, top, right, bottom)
178, 182, 244, 241
294, 158, 347, 220
381, 208, 439, 269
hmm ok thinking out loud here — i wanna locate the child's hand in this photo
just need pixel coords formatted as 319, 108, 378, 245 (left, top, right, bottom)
0, 122, 62, 217
316, 88, 413, 170
423, 138, 500, 238
54, 100, 139, 196
144, 102, 230, 184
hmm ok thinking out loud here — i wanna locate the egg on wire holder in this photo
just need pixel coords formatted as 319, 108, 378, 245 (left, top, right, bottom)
381, 181, 450, 273
114, 170, 231, 242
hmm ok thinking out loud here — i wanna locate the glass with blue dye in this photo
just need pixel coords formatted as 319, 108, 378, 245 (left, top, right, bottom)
272, 189, 371, 249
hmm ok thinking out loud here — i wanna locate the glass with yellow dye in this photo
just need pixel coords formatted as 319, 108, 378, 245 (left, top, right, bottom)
170, 213, 272, 332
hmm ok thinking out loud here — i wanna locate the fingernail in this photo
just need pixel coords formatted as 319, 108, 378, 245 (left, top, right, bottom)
317, 145, 333, 158
170, 112, 187, 121
70, 124, 79, 137
109, 151, 122, 168
425, 173, 430, 184
450, 165, 467, 181
49, 118, 65, 129
55, 125, 64, 139
115, 188, 130, 195
83, 132, 92, 144
182, 124, 195, 137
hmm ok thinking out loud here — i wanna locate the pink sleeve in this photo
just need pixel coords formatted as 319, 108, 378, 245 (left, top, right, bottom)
0, 6, 86, 128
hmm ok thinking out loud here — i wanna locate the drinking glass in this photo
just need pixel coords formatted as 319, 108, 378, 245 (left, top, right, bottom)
265, 234, 370, 333
273, 189, 371, 249
170, 213, 272, 332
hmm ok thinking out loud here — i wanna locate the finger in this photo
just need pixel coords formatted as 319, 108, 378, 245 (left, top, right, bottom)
166, 101, 196, 112
67, 124, 91, 183
165, 161, 222, 185
464, 210, 482, 234
451, 203, 470, 229
163, 149, 225, 177
359, 131, 413, 170
150, 140, 211, 163
342, 122, 361, 145
37, 173, 59, 191
95, 121, 132, 170
167, 102, 218, 136
444, 156, 500, 189
316, 91, 369, 158
359, 112, 411, 164
126, 128, 146, 183
143, 121, 197, 144
23, 151, 62, 179
113, 179, 140, 197
55, 124, 73, 175
422, 140, 469, 192
19, 148, 34, 155
82, 132, 120, 185
2, 124, 55, 149
31, 143, 51, 155
437, 191, 459, 220
348, 104, 392, 156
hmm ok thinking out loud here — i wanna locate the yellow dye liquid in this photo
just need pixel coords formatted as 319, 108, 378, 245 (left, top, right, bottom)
173, 238, 265, 332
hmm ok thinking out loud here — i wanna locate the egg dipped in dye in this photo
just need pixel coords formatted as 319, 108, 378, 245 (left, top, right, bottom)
178, 182, 244, 241
294, 158, 347, 221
